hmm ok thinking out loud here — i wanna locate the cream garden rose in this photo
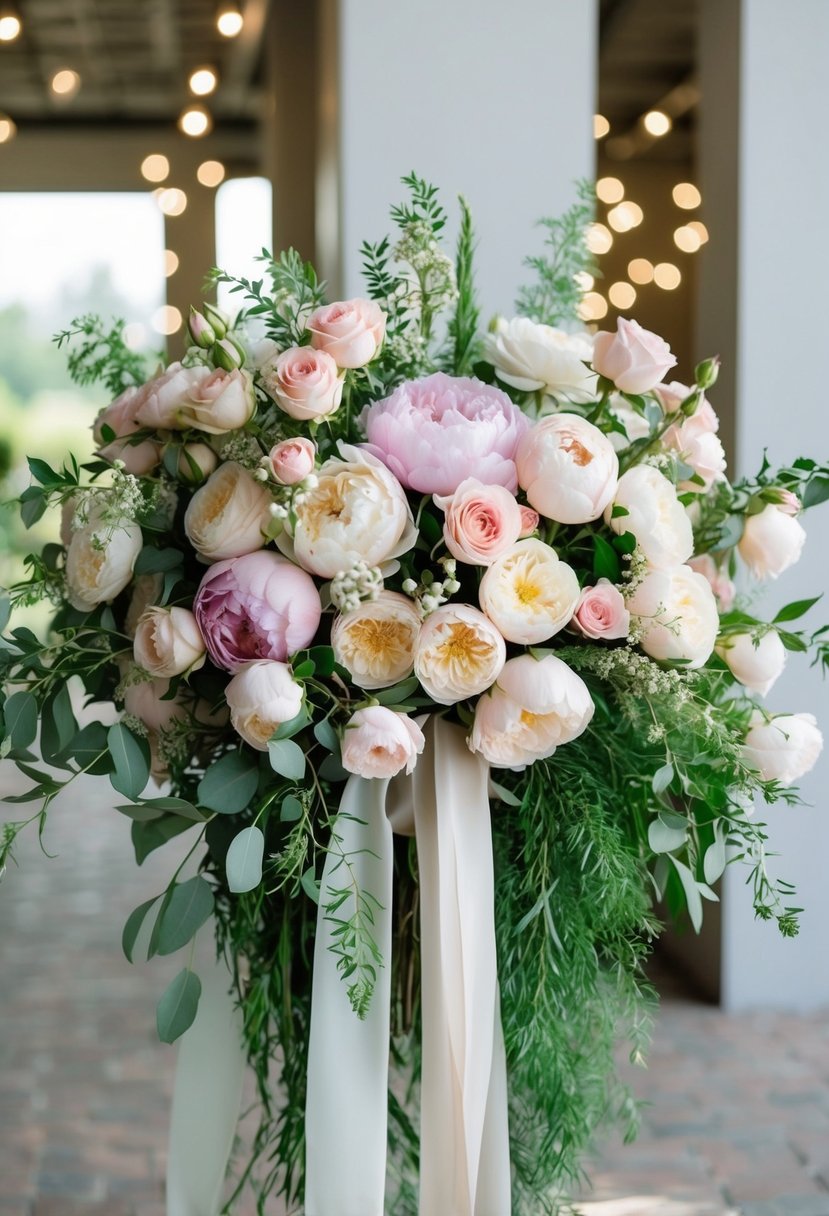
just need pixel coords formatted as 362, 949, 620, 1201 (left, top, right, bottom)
716, 630, 786, 697
414, 604, 506, 705
479, 539, 580, 645
176, 368, 256, 434
286, 444, 416, 578
65, 517, 143, 612
483, 316, 596, 403
516, 413, 618, 524
134, 606, 206, 679
605, 465, 693, 569
738, 502, 807, 579
469, 653, 594, 769
184, 461, 272, 562
331, 591, 421, 690
341, 706, 425, 778
627, 564, 719, 668
225, 660, 304, 751
742, 711, 823, 786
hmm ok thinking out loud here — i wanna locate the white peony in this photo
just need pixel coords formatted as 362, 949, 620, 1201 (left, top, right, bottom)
184, 461, 272, 562
483, 316, 597, 403
413, 604, 506, 706
516, 413, 619, 524
134, 606, 206, 679
65, 517, 143, 612
331, 591, 422, 690
742, 711, 823, 786
469, 653, 594, 769
605, 464, 693, 569
225, 660, 304, 751
716, 630, 786, 697
627, 564, 719, 669
738, 503, 807, 580
479, 539, 580, 645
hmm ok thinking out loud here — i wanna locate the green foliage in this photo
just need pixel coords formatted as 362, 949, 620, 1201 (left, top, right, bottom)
53, 313, 153, 396
157, 968, 202, 1043
515, 180, 597, 327
207, 248, 326, 351
198, 751, 260, 814
226, 825, 265, 894
446, 196, 481, 376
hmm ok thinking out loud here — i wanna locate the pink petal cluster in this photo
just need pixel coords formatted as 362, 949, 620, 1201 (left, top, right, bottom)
306, 298, 386, 369
362, 372, 529, 496
572, 579, 630, 640
434, 478, 523, 566
93, 386, 161, 475
269, 437, 317, 485
262, 347, 343, 421
194, 550, 321, 673
592, 318, 676, 394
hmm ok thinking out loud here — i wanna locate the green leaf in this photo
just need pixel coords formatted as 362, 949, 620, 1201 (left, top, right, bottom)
610, 504, 630, 519
116, 803, 165, 822
226, 825, 265, 893
669, 856, 704, 932
69, 721, 110, 772
138, 797, 207, 821
652, 763, 675, 795
373, 678, 420, 706
612, 530, 637, 555
131, 816, 194, 865
803, 476, 829, 509
301, 866, 320, 904
592, 534, 621, 581
292, 659, 315, 679
268, 738, 306, 780
273, 707, 311, 740
157, 969, 202, 1043
313, 718, 339, 752
27, 456, 62, 486
281, 794, 303, 822
122, 896, 160, 963
703, 823, 727, 885
155, 876, 214, 956
489, 779, 522, 807
777, 629, 809, 653
306, 646, 335, 677
773, 596, 822, 624
134, 546, 183, 575
108, 723, 150, 800
319, 753, 348, 783
197, 751, 259, 814
49, 683, 77, 754
3, 691, 37, 750
0, 595, 10, 633
648, 816, 687, 854
20, 490, 47, 529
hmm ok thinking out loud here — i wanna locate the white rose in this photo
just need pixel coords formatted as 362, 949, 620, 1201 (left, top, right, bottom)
134, 606, 206, 678
285, 444, 417, 579
483, 316, 597, 403
738, 503, 806, 580
184, 461, 272, 562
716, 631, 786, 697
65, 517, 143, 612
479, 539, 580, 645
628, 565, 719, 669
516, 413, 619, 524
605, 465, 693, 568
414, 604, 506, 706
742, 711, 823, 786
332, 591, 421, 690
225, 660, 304, 751
469, 654, 594, 769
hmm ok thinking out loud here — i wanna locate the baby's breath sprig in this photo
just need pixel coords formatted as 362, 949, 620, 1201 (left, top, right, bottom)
402, 556, 461, 619
330, 562, 384, 613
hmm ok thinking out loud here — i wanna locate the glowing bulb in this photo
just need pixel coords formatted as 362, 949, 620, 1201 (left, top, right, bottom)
178, 105, 212, 138
607, 201, 644, 233
654, 262, 682, 290
51, 69, 81, 98
573, 271, 594, 291
672, 182, 701, 210
608, 282, 636, 310
585, 223, 613, 255
141, 153, 170, 183
596, 176, 624, 205
643, 110, 672, 137
197, 159, 226, 187
687, 220, 709, 245
164, 249, 180, 277
217, 4, 243, 37
151, 305, 183, 336
593, 114, 610, 140
578, 292, 608, 322
0, 14, 21, 41
157, 187, 188, 217
0, 114, 16, 144
189, 67, 218, 96
674, 225, 702, 253
627, 258, 654, 285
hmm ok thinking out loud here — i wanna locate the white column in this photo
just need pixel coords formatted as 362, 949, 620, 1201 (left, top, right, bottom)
699, 0, 829, 1011
333, 0, 597, 312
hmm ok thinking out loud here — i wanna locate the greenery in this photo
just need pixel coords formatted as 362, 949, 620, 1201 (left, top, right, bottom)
516, 180, 597, 327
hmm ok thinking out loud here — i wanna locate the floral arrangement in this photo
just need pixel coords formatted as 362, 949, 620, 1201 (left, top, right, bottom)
2, 175, 827, 1215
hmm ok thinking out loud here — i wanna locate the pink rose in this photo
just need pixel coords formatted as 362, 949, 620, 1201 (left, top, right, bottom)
660, 385, 726, 491
306, 298, 386, 369
99, 436, 161, 475
194, 550, 322, 673
341, 706, 425, 779
269, 437, 317, 485
519, 506, 539, 537
434, 478, 522, 566
262, 347, 343, 421
688, 554, 736, 611
177, 368, 256, 434
362, 372, 529, 496
94, 386, 161, 474
592, 318, 676, 394
572, 579, 630, 640
775, 490, 801, 516
134, 363, 208, 429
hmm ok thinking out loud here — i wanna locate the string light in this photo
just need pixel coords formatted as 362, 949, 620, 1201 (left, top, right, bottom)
216, 2, 243, 37
178, 105, 212, 137
0, 114, 16, 143
643, 110, 672, 137
593, 114, 610, 139
654, 262, 681, 290
50, 69, 81, 98
578, 292, 608, 322
672, 182, 701, 210
0, 9, 21, 41
627, 258, 654, 285
157, 187, 188, 217
189, 67, 218, 97
608, 282, 636, 310
596, 176, 624, 204
164, 250, 180, 277
197, 159, 226, 187
585, 223, 613, 255
688, 220, 709, 245
151, 305, 183, 335
674, 225, 702, 254
140, 153, 170, 183
607, 201, 643, 233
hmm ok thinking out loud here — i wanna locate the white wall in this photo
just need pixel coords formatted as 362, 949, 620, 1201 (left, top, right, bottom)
720, 0, 829, 1010
335, 0, 597, 318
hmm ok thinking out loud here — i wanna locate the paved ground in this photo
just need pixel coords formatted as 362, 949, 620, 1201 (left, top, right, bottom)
1, 769, 829, 1216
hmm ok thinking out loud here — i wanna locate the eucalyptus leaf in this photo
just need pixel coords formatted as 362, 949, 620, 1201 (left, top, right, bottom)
3, 691, 37, 750
648, 817, 687, 854
281, 794, 303, 822
134, 546, 183, 575
131, 815, 194, 865
301, 866, 320, 904
268, 738, 306, 780
651, 763, 674, 795
108, 723, 150, 800
703, 826, 727, 885
273, 707, 311, 740
198, 751, 259, 814
313, 718, 339, 752
373, 678, 420, 706
157, 969, 202, 1043
226, 825, 265, 893
122, 896, 160, 963
489, 779, 522, 808
155, 875, 214, 956
70, 721, 111, 773
669, 856, 704, 932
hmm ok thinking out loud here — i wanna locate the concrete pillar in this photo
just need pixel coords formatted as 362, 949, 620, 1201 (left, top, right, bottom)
698, 0, 829, 1011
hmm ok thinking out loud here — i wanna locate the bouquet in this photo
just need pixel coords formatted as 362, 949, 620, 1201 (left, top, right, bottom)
2, 174, 827, 1216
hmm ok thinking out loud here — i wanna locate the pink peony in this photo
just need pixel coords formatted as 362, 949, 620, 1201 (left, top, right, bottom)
592, 318, 676, 394
194, 550, 322, 673
269, 437, 317, 485
572, 579, 630, 640
306, 299, 386, 369
362, 372, 529, 496
434, 477, 523, 566
341, 706, 425, 779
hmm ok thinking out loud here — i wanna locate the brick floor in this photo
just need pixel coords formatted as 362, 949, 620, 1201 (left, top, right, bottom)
2, 766, 829, 1215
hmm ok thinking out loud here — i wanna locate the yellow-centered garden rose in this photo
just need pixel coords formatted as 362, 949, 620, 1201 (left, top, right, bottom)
413, 604, 506, 705
331, 591, 421, 690
479, 538, 580, 644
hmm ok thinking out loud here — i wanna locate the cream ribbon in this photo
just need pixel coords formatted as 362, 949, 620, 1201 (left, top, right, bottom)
304, 716, 511, 1215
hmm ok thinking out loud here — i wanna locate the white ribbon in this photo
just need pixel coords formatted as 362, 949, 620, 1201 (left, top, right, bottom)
304, 715, 511, 1215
